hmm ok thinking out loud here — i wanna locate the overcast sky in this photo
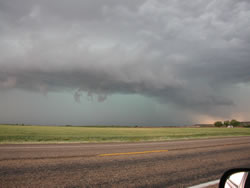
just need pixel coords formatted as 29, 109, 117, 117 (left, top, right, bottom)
0, 0, 250, 126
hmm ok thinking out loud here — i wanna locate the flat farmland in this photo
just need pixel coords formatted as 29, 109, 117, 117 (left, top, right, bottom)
0, 125, 250, 143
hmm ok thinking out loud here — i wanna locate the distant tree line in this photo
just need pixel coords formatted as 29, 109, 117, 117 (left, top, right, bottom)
214, 119, 240, 127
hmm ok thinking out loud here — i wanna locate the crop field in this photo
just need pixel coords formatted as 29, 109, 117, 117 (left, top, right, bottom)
0, 125, 250, 143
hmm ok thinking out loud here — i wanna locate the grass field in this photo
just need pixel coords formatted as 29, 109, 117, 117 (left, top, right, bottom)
0, 125, 250, 143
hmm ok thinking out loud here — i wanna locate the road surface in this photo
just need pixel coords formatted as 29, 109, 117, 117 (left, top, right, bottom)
1, 137, 250, 187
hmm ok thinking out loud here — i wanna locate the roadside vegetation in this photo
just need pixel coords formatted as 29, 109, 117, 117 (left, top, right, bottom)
0, 124, 250, 143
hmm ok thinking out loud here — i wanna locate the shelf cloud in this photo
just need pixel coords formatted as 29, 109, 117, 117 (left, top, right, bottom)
1, 0, 250, 122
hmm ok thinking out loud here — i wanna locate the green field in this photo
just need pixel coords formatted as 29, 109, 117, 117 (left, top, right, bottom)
0, 125, 250, 143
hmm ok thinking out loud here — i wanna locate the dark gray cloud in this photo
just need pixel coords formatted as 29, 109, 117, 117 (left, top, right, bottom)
1, 0, 250, 120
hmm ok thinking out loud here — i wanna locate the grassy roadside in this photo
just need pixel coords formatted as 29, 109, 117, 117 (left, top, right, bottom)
0, 124, 250, 143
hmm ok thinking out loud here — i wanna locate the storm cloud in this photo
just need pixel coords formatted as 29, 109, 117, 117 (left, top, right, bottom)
1, 0, 250, 123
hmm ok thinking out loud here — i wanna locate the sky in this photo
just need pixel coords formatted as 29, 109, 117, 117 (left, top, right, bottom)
0, 0, 250, 126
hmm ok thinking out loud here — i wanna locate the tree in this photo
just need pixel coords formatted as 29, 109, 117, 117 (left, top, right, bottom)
224, 120, 230, 127
230, 119, 240, 127
214, 121, 223, 127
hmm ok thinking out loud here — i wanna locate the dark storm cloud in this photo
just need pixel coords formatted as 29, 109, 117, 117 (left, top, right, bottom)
1, 0, 250, 116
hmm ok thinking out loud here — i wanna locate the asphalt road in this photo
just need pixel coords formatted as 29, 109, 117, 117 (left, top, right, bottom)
0, 137, 250, 188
